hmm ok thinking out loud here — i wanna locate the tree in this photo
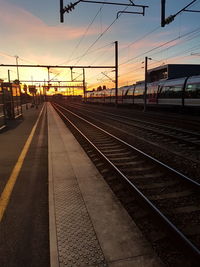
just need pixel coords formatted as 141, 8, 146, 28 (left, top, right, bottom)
97, 86, 102, 91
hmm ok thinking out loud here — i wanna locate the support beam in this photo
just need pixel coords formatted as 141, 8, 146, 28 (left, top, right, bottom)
0, 64, 115, 69
17, 80, 83, 83
60, 0, 148, 23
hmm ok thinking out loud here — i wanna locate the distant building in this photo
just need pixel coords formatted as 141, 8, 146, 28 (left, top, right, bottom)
148, 64, 200, 82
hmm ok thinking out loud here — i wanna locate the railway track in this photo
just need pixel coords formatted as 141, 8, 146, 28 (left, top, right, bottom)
66, 102, 200, 131
52, 102, 200, 266
59, 102, 200, 163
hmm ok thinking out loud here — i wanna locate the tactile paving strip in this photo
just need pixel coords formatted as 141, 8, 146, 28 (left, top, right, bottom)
54, 177, 107, 267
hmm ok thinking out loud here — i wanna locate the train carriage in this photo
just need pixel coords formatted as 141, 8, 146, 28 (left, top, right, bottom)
85, 74, 200, 110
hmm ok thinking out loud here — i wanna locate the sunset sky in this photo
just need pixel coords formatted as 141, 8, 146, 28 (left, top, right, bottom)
1, 0, 200, 94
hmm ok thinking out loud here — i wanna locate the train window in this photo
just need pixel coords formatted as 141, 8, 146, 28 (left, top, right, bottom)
126, 86, 134, 96
134, 85, 144, 98
185, 83, 200, 98
159, 85, 182, 98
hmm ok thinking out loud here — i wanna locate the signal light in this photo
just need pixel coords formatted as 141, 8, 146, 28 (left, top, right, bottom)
164, 15, 175, 25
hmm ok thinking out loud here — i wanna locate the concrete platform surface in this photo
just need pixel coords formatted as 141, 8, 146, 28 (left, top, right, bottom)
0, 103, 49, 267
48, 103, 163, 267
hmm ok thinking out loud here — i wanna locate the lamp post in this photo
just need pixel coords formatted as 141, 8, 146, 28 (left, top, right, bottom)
15, 56, 20, 83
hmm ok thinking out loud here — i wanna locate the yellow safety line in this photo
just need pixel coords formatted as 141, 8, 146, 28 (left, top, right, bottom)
0, 104, 45, 222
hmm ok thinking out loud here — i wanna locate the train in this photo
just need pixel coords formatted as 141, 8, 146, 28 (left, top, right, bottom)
85, 75, 200, 109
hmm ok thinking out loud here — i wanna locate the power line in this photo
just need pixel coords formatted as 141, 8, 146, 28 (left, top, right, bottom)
50, 42, 113, 82
121, 26, 161, 51
119, 26, 200, 66
73, 4, 130, 66
59, 4, 106, 66
102, 28, 200, 80
148, 31, 200, 59
118, 42, 200, 82
87, 26, 161, 66
85, 1, 200, 67
0, 51, 15, 58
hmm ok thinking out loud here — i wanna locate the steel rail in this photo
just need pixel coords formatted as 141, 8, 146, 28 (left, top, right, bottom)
88, 109, 200, 137
57, 104, 199, 164
64, 103, 200, 143
53, 102, 200, 260
67, 102, 200, 137
55, 102, 200, 187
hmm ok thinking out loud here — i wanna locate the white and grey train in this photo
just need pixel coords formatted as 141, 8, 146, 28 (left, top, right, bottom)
85, 75, 200, 108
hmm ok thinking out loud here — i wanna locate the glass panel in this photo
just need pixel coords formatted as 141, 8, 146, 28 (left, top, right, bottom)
185, 83, 200, 98
159, 85, 182, 98
134, 85, 144, 98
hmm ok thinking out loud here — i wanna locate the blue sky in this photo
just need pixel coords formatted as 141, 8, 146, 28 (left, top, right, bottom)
1, 0, 200, 90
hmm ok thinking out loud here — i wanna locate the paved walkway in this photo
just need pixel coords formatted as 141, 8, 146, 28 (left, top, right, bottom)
47, 103, 163, 267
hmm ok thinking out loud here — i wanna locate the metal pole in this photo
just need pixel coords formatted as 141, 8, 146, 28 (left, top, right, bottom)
70, 67, 73, 81
15, 56, 20, 82
83, 68, 86, 102
60, 0, 64, 23
115, 41, 118, 107
143, 56, 148, 112
161, 0, 166, 27
24, 84, 28, 110
8, 70, 11, 83
47, 67, 50, 101
43, 79, 46, 102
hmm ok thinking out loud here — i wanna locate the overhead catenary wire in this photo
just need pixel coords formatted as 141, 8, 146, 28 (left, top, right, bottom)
98, 26, 200, 84
119, 29, 200, 76
59, 3, 106, 66
98, 31, 200, 85
86, 25, 161, 67
52, 4, 108, 81
119, 26, 200, 66
118, 42, 200, 83
42, 1, 200, 88
85, 1, 200, 70
72, 4, 131, 66
85, 24, 200, 88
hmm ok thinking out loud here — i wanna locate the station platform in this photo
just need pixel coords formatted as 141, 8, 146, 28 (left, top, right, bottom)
0, 103, 49, 267
0, 102, 163, 267
48, 103, 163, 267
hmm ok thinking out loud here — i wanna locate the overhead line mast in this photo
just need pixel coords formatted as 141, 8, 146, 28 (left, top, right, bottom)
60, 0, 148, 23
161, 0, 200, 27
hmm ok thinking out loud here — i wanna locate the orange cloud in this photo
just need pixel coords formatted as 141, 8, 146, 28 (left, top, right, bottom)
0, 0, 98, 42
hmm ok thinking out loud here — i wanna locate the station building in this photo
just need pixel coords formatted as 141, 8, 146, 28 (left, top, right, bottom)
148, 64, 200, 82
